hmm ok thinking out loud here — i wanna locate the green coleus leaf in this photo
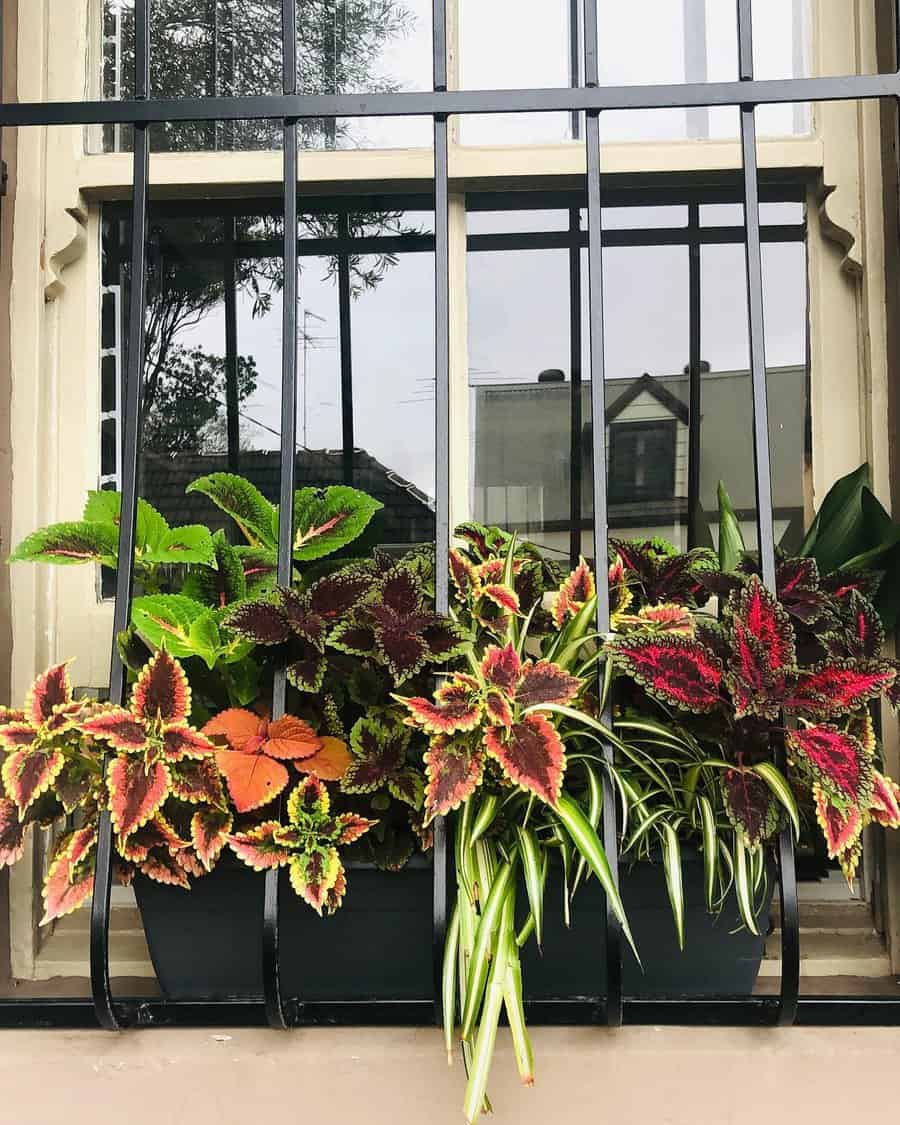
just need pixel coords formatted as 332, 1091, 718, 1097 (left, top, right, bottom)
131, 594, 222, 668
9, 521, 120, 566
142, 525, 217, 566
291, 486, 383, 561
83, 489, 171, 552
233, 546, 279, 594
187, 472, 277, 549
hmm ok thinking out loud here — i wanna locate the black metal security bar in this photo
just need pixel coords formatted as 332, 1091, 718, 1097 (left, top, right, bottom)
0, 0, 897, 1030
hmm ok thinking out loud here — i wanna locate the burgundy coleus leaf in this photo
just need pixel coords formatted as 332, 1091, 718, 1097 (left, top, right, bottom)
485, 690, 514, 728
786, 725, 873, 806
553, 557, 596, 628
482, 584, 520, 615
727, 576, 796, 674
822, 569, 884, 601
775, 557, 827, 624
161, 724, 217, 763
140, 850, 191, 889
307, 571, 372, 622
423, 737, 484, 823
168, 756, 226, 806
484, 713, 565, 807
449, 548, 479, 599
825, 590, 885, 661
289, 847, 342, 915
481, 643, 521, 695
279, 587, 327, 650
329, 619, 378, 658
720, 768, 781, 846
324, 863, 347, 915
869, 770, 900, 828
79, 707, 149, 753
334, 812, 377, 846
191, 807, 233, 871
0, 722, 38, 751
783, 660, 896, 719
223, 598, 292, 645
285, 645, 328, 694
516, 660, 581, 710
54, 761, 94, 813
607, 636, 724, 713
342, 717, 409, 795
397, 679, 482, 736
228, 821, 294, 871
1, 746, 64, 814
25, 663, 73, 727
118, 815, 186, 863
814, 784, 863, 860
387, 769, 424, 809
41, 826, 96, 924
108, 755, 170, 839
132, 648, 190, 725
0, 799, 26, 867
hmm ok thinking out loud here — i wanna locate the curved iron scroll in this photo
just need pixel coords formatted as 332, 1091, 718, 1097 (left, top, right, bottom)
736, 0, 800, 1027
261, 0, 300, 1033
89, 0, 151, 1033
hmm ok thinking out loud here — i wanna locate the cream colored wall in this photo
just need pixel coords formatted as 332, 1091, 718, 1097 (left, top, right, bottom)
5, 0, 900, 975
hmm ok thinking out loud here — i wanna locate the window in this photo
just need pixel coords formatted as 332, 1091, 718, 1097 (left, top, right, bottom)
607, 419, 677, 505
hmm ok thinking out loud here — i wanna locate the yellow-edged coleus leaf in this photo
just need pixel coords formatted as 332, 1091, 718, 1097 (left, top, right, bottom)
132, 649, 190, 725
869, 770, 900, 828
161, 724, 217, 763
25, 663, 73, 727
553, 557, 596, 628
516, 660, 581, 710
117, 815, 187, 864
0, 798, 26, 867
481, 583, 520, 615
480, 643, 521, 695
334, 812, 378, 846
191, 807, 233, 871
847, 709, 876, 756
41, 826, 96, 925
228, 820, 294, 871
786, 725, 873, 807
286, 775, 330, 824
323, 863, 347, 915
1, 745, 64, 814
484, 714, 565, 807
9, 521, 120, 567
423, 736, 484, 823
814, 784, 864, 861
108, 755, 170, 839
606, 635, 724, 714
168, 756, 226, 806
342, 716, 409, 795
80, 707, 149, 753
449, 548, 479, 600
139, 850, 191, 889
288, 846, 342, 914
395, 679, 483, 736
387, 769, 424, 810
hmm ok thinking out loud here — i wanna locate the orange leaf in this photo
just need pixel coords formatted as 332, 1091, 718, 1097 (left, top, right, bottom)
203, 708, 264, 751
297, 737, 352, 781
214, 748, 289, 813
265, 715, 322, 760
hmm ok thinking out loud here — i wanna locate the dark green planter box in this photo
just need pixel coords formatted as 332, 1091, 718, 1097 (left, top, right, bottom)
135, 850, 773, 1002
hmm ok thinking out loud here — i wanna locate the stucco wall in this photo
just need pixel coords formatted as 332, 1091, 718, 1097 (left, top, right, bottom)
2, 1025, 897, 1124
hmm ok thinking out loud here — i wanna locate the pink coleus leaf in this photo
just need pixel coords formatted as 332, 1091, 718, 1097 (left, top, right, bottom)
516, 660, 581, 710
786, 725, 872, 805
608, 636, 724, 713
228, 820, 293, 871
41, 827, 96, 925
481, 584, 520, 615
26, 663, 73, 727
191, 807, 233, 871
0, 722, 38, 750
289, 847, 341, 915
108, 755, 170, 839
485, 690, 514, 728
484, 714, 565, 807
2, 746, 64, 814
131, 648, 190, 725
814, 784, 864, 860
725, 577, 796, 719
784, 661, 896, 719
869, 770, 900, 828
449, 548, 479, 599
480, 643, 521, 695
423, 737, 484, 822
80, 708, 149, 753
553, 557, 596, 628
0, 798, 26, 867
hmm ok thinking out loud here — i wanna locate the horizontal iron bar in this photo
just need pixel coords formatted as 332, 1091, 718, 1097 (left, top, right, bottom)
2, 72, 898, 128
2, 996, 900, 1028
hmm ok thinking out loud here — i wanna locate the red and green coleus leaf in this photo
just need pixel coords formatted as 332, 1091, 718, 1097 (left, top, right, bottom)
288, 846, 343, 914
481, 584, 520, 615
0, 799, 26, 867
292, 485, 382, 561
41, 826, 97, 925
395, 679, 482, 736
720, 768, 782, 847
286, 774, 330, 824
228, 820, 294, 871
485, 690, 514, 728
823, 590, 885, 660
323, 864, 347, 915
0, 722, 37, 751
108, 755, 170, 839
846, 709, 876, 757
484, 713, 565, 808
161, 724, 217, 763
131, 648, 190, 725
25, 663, 73, 727
607, 635, 724, 713
191, 807, 233, 871
725, 578, 796, 719
553, 557, 596, 628
80, 708, 149, 753
186, 472, 277, 549
223, 598, 292, 645
619, 603, 695, 636
814, 784, 864, 861
117, 815, 187, 863
869, 770, 900, 828
9, 520, 120, 568
342, 717, 410, 794
775, 557, 828, 624
423, 737, 484, 822
786, 725, 873, 806
480, 643, 521, 695
449, 548, 479, 599
783, 660, 896, 719
1, 746, 64, 814
516, 660, 581, 710
334, 812, 378, 846
139, 850, 192, 889
166, 757, 226, 806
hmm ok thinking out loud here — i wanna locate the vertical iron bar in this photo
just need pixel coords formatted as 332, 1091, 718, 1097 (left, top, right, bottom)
337, 211, 355, 485
686, 202, 702, 548
262, 0, 299, 1031
90, 0, 151, 1033
568, 207, 583, 567
224, 214, 240, 472
568, 0, 581, 140
583, 0, 623, 1029
736, 0, 799, 1028
431, 0, 450, 1023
